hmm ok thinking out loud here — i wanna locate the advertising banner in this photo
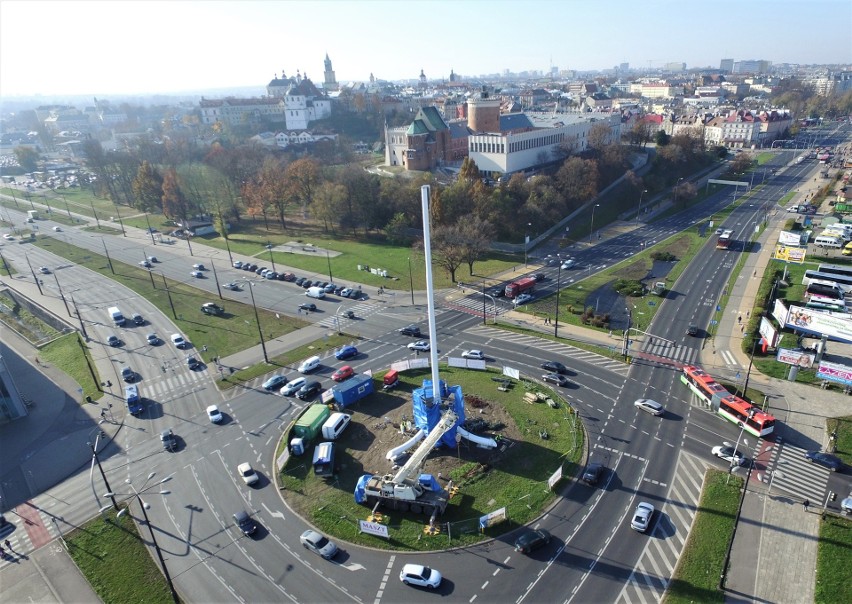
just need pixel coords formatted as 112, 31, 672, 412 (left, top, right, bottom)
478, 507, 508, 530
776, 348, 816, 368
778, 231, 805, 246
773, 244, 807, 264
359, 520, 389, 538
547, 466, 563, 490
772, 299, 789, 326
816, 360, 852, 386
786, 305, 852, 343
759, 316, 779, 348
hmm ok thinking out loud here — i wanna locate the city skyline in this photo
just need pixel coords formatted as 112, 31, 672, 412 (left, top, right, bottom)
1, 0, 851, 99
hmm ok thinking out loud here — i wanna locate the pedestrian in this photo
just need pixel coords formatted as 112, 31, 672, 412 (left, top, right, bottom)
753, 269, 757, 277
741, 325, 744, 333
0, 546, 5, 557
738, 315, 741, 324
747, 311, 750, 318
803, 499, 810, 512
3, 539, 9, 550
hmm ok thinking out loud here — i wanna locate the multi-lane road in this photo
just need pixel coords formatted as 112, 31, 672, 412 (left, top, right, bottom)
1, 134, 848, 602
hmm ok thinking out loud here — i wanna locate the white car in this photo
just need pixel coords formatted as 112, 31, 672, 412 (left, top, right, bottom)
280, 377, 306, 396
233, 260, 243, 269
238, 462, 259, 486
408, 340, 430, 352
631, 502, 655, 532
192, 263, 206, 271
513, 293, 534, 306
712, 445, 746, 466
139, 259, 152, 268
223, 282, 241, 291
38, 266, 50, 274
560, 258, 576, 269
206, 405, 223, 423
147, 256, 158, 263
52, 226, 61, 232
190, 270, 203, 278
461, 350, 485, 360
399, 563, 442, 589
170, 333, 187, 348
2, 234, 13, 240
634, 398, 664, 416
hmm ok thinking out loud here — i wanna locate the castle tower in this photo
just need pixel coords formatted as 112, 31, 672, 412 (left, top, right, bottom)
323, 53, 338, 91
467, 87, 501, 133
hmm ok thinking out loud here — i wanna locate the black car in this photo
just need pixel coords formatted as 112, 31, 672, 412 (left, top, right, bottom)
299, 302, 317, 312
804, 451, 842, 471
687, 324, 699, 336
276, 272, 287, 281
486, 286, 505, 298
399, 324, 422, 337
514, 528, 551, 554
540, 361, 568, 374
542, 373, 570, 387
186, 356, 201, 370
302, 280, 313, 289
246, 263, 257, 272
583, 462, 603, 485
160, 428, 177, 451
295, 277, 306, 286
296, 380, 322, 400
533, 272, 546, 282
234, 510, 257, 536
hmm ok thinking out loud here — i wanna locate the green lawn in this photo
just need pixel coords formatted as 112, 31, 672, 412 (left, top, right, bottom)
33, 237, 309, 364
826, 415, 852, 466
815, 514, 852, 604
279, 366, 583, 550
66, 510, 175, 604
665, 470, 743, 604
40, 333, 103, 402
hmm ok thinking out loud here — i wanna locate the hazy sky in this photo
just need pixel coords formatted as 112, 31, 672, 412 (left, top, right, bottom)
2, 0, 851, 98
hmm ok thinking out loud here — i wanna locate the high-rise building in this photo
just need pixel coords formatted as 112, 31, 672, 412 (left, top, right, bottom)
720, 59, 734, 73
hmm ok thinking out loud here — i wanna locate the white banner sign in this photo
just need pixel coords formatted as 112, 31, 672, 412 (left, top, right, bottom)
547, 466, 563, 490
772, 299, 790, 326
502, 366, 520, 380
778, 231, 804, 246
359, 520, 389, 538
759, 316, 779, 348
479, 507, 508, 529
786, 305, 852, 343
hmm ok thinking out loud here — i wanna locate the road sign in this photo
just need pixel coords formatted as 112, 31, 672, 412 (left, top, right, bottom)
716, 305, 722, 312
710, 320, 718, 325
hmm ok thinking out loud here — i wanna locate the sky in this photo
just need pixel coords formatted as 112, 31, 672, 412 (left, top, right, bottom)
2, 0, 851, 98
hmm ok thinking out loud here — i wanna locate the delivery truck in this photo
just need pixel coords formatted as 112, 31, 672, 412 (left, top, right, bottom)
291, 404, 331, 442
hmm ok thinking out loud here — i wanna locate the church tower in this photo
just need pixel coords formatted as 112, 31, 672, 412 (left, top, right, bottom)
323, 53, 338, 91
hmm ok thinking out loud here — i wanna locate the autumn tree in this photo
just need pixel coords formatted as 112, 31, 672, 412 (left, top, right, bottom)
459, 157, 482, 183
312, 182, 347, 233
161, 168, 192, 224
14, 146, 39, 172
459, 216, 495, 275
285, 158, 321, 219
429, 224, 467, 283
131, 161, 164, 213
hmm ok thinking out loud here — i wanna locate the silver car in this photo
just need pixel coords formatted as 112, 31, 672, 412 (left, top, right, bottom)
631, 502, 655, 532
299, 529, 338, 559
634, 398, 663, 416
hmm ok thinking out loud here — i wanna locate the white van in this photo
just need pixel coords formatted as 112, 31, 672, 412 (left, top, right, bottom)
321, 412, 351, 440
298, 355, 321, 374
814, 235, 843, 248
822, 226, 852, 241
306, 286, 326, 299
108, 306, 125, 326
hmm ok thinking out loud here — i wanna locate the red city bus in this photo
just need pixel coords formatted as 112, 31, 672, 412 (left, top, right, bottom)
681, 366, 775, 437
716, 229, 734, 250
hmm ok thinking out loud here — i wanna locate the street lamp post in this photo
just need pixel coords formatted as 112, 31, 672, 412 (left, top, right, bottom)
589, 204, 600, 243
407, 256, 415, 306
87, 429, 118, 510
106, 474, 178, 604
70, 292, 89, 340
554, 261, 562, 337
144, 213, 156, 245
524, 222, 532, 266
673, 177, 684, 206
266, 243, 276, 272
325, 250, 333, 284
636, 189, 648, 224
113, 203, 127, 237
244, 279, 268, 363
727, 409, 755, 485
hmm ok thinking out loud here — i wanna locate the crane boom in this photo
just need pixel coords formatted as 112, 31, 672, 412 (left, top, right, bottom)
392, 410, 457, 484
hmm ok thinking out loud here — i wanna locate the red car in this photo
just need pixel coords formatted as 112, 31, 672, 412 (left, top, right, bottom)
332, 365, 354, 382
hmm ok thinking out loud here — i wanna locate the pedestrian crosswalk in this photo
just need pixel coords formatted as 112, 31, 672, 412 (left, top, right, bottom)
440, 294, 509, 318
464, 325, 630, 376
136, 369, 213, 403
314, 301, 385, 328
616, 452, 709, 604
761, 441, 832, 504
0, 501, 58, 562
634, 338, 700, 367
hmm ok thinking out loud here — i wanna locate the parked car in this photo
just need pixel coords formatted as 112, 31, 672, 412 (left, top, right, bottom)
233, 261, 243, 269
296, 380, 322, 400
542, 373, 570, 387
340, 287, 353, 298
335, 345, 358, 360
514, 528, 551, 553
281, 272, 296, 281
712, 445, 746, 466
583, 462, 604, 485
399, 563, 442, 589
540, 361, 568, 374
634, 398, 664, 416
299, 529, 338, 559
238, 462, 259, 485
234, 510, 257, 536
206, 405, 223, 423
262, 375, 288, 391
280, 377, 306, 396
461, 350, 485, 360
295, 277, 306, 286
804, 451, 842, 471
631, 502, 655, 532
332, 365, 355, 382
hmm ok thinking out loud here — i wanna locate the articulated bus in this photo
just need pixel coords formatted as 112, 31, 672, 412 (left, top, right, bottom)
716, 230, 735, 250
681, 365, 776, 437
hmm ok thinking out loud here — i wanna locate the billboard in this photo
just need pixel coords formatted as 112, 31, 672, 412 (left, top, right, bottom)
759, 316, 780, 348
778, 231, 805, 246
786, 305, 852, 343
772, 299, 790, 326
773, 244, 807, 264
776, 348, 816, 368
816, 360, 852, 386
